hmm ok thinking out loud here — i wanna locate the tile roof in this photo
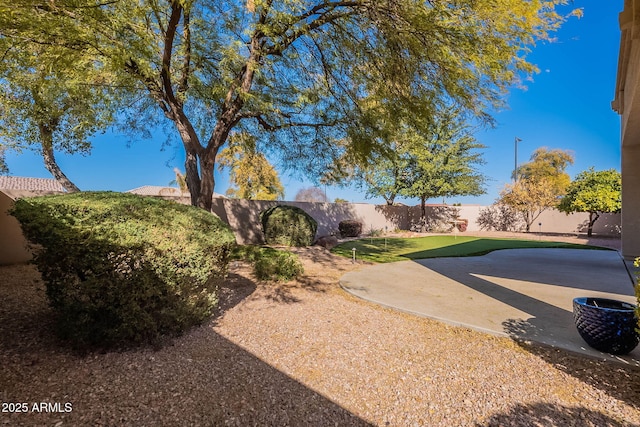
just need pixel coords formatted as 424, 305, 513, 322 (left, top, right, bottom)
126, 186, 187, 196
0, 176, 66, 192
126, 185, 226, 198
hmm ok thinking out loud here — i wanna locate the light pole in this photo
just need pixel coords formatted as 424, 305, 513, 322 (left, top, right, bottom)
514, 137, 522, 182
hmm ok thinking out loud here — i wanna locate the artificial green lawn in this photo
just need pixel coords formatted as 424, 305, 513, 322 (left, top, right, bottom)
331, 235, 606, 263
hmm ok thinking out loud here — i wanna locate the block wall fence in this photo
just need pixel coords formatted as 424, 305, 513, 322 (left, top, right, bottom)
204, 198, 621, 245
0, 190, 621, 264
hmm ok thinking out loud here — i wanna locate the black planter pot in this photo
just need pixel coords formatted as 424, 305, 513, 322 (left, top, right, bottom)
573, 297, 640, 355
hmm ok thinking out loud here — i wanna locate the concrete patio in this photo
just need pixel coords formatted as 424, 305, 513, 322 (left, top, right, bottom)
340, 248, 640, 366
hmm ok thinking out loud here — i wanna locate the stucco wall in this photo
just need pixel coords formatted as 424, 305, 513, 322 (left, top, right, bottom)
0, 191, 32, 265
207, 199, 621, 245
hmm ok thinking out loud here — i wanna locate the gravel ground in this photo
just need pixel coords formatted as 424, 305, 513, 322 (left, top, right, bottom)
1, 234, 639, 426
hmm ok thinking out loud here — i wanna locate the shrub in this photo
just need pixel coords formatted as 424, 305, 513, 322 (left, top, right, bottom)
338, 220, 363, 238
456, 219, 468, 232
260, 205, 317, 246
11, 192, 236, 350
253, 248, 304, 281
231, 245, 304, 281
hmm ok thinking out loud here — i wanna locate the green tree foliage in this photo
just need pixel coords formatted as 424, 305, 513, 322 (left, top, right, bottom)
558, 168, 621, 237
218, 132, 285, 200
0, 25, 123, 191
399, 112, 486, 219
500, 147, 574, 231
11, 192, 236, 350
353, 144, 411, 206
0, 145, 8, 175
1, 0, 576, 209
337, 109, 486, 216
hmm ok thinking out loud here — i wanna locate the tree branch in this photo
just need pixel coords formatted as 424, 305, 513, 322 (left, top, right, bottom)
237, 111, 338, 131
160, 1, 183, 107
177, 7, 191, 96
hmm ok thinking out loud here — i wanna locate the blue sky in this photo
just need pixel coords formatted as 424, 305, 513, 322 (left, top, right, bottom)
4, 1, 623, 206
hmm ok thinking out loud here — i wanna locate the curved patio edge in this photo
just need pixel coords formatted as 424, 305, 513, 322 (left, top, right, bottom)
339, 248, 640, 367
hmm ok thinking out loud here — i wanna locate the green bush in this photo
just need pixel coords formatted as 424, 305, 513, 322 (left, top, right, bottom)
253, 248, 304, 281
11, 192, 236, 350
232, 245, 304, 281
338, 220, 363, 237
260, 205, 317, 247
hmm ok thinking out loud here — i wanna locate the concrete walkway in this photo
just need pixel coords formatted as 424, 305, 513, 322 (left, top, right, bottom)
340, 248, 640, 366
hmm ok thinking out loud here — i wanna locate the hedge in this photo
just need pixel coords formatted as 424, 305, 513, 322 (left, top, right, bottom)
11, 192, 236, 350
260, 205, 317, 247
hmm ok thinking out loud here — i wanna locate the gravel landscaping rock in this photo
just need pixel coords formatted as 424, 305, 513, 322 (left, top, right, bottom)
1, 240, 639, 426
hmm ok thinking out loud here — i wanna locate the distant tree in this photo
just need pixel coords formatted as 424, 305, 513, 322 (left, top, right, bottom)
498, 179, 558, 232
500, 147, 574, 231
218, 133, 284, 201
0, 34, 122, 192
558, 168, 621, 237
400, 111, 486, 220
329, 107, 486, 217
360, 145, 413, 206
515, 147, 574, 192
169, 168, 189, 195
334, 198, 349, 204
295, 187, 329, 203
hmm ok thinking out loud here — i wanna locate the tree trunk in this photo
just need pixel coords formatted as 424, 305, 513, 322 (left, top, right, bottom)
39, 123, 80, 192
197, 110, 239, 210
587, 211, 600, 237
415, 195, 427, 232
185, 151, 200, 206
523, 211, 532, 232
170, 108, 205, 206
197, 154, 216, 211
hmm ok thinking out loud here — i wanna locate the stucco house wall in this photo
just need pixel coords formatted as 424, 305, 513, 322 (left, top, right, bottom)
0, 191, 32, 265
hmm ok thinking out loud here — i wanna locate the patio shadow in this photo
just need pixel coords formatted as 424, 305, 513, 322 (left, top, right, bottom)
477, 402, 634, 427
503, 318, 640, 411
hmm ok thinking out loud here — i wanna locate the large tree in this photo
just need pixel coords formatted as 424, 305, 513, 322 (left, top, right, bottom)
353, 143, 413, 206
516, 147, 574, 191
558, 168, 621, 237
2, 1, 575, 209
